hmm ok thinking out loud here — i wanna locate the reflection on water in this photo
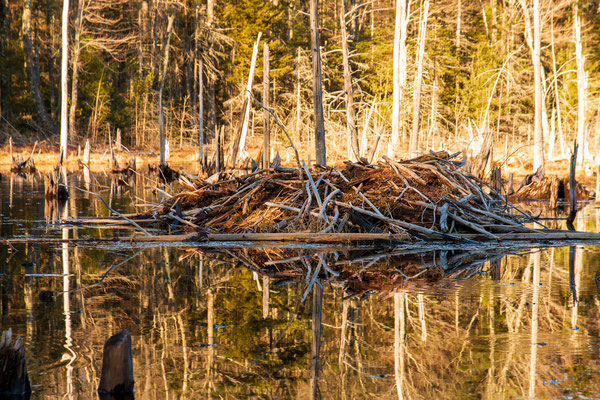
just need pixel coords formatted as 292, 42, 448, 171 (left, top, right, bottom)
1, 173, 600, 399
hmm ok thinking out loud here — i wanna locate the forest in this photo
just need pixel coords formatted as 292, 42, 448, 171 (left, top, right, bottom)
1, 0, 600, 171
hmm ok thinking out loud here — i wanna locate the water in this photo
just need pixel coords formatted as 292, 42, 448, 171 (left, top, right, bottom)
1, 171, 600, 399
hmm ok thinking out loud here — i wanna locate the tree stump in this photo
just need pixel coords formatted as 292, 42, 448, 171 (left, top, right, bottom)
0, 329, 31, 398
98, 330, 134, 395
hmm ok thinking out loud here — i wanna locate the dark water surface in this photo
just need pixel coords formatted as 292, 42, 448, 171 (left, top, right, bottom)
1, 171, 600, 399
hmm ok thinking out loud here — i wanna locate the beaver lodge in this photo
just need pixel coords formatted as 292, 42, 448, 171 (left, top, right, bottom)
63, 150, 600, 246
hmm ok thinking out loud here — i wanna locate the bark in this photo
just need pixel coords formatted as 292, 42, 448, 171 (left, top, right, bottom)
69, 0, 84, 142
310, 0, 327, 165
22, 0, 56, 134
60, 0, 70, 159
409, 0, 429, 158
340, 0, 359, 161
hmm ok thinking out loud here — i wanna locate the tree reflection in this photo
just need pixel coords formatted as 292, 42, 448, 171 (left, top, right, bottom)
1, 238, 600, 398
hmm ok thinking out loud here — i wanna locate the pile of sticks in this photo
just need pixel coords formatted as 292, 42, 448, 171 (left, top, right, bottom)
113, 150, 556, 243
9, 138, 36, 175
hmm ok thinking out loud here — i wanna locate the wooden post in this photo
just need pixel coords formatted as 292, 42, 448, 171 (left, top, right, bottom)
567, 141, 578, 231
0, 329, 31, 397
98, 330, 134, 395
263, 43, 270, 169
491, 166, 502, 193
310, 0, 327, 166
83, 139, 90, 166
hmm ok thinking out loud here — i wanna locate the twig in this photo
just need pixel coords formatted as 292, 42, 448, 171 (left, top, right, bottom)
73, 186, 153, 236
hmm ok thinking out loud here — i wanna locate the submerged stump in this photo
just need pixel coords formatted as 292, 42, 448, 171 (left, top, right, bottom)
98, 330, 134, 396
0, 329, 31, 398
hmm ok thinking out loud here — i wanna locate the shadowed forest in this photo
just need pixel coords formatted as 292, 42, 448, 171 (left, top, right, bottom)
1, 0, 600, 170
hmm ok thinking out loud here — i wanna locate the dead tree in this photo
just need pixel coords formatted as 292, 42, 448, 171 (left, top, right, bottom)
310, 0, 327, 166
389, 0, 409, 158
159, 10, 176, 167
340, 0, 359, 161
263, 43, 271, 168
22, 0, 56, 134
409, 0, 429, 158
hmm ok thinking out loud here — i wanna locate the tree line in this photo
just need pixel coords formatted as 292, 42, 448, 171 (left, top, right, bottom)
0, 0, 598, 170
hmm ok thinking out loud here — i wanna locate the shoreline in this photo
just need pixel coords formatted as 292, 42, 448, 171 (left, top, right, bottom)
1, 144, 597, 188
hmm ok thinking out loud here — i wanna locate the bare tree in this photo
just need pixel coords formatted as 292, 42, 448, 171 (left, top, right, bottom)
60, 0, 70, 159
409, 0, 429, 158
532, 0, 544, 172
574, 1, 587, 166
206, 0, 217, 138
310, 0, 327, 165
263, 43, 270, 168
389, 0, 410, 158
68, 0, 85, 141
340, 0, 359, 161
159, 10, 176, 167
22, 0, 56, 134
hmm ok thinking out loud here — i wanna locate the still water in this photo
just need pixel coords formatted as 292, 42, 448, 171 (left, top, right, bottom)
1, 171, 600, 399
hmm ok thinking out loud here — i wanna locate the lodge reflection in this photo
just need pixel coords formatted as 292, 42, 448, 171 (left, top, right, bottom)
2, 175, 600, 398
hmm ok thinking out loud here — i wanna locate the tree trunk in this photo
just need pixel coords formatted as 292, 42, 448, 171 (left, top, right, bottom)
206, 0, 217, 139
532, 0, 544, 172
22, 0, 56, 134
550, 16, 565, 159
198, 59, 204, 169
389, 0, 409, 158
159, 12, 176, 167
60, 0, 70, 160
409, 0, 429, 158
238, 33, 261, 161
340, 0, 359, 161
310, 0, 327, 165
229, 33, 261, 169
295, 48, 302, 137
69, 0, 84, 142
0, 0, 9, 121
263, 43, 271, 168
574, 2, 587, 166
